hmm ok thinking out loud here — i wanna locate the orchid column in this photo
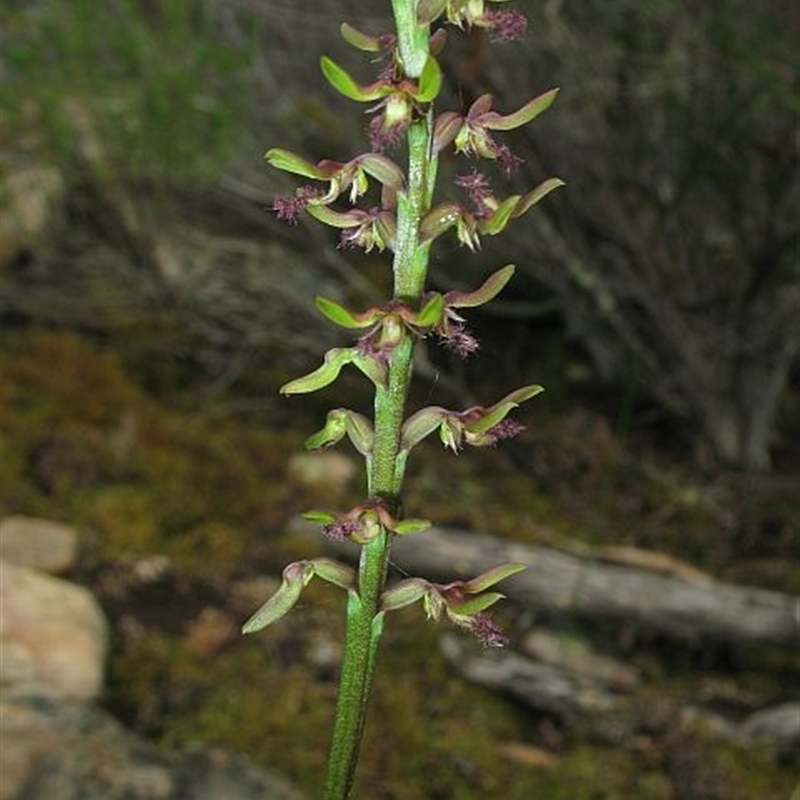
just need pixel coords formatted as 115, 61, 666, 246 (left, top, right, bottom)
240, 2, 562, 798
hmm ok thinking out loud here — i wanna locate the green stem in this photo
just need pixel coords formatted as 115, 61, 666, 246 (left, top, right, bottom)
321, 4, 435, 798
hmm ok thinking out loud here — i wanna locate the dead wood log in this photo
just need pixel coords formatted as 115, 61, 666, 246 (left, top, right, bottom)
289, 520, 799, 648
440, 634, 624, 722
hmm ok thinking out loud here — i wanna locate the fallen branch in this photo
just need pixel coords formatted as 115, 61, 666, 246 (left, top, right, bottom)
289, 519, 799, 648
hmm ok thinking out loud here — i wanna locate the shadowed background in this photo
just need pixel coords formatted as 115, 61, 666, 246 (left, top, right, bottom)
1, 1, 798, 799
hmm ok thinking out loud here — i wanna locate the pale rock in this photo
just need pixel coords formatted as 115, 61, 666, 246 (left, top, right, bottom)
287, 451, 359, 496
740, 701, 800, 759
0, 516, 80, 573
0, 560, 108, 701
0, 693, 306, 800
0, 165, 64, 265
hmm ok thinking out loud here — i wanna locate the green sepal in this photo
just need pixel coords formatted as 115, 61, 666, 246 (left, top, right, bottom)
265, 148, 327, 179
393, 518, 432, 535
306, 204, 368, 229
462, 563, 527, 593
352, 351, 388, 389
241, 560, 315, 634
446, 264, 515, 308
358, 154, 405, 192
320, 56, 385, 102
511, 178, 566, 218
302, 509, 338, 525
467, 384, 545, 434
416, 0, 447, 25
486, 88, 560, 131
280, 348, 353, 395
316, 296, 381, 329
340, 22, 383, 52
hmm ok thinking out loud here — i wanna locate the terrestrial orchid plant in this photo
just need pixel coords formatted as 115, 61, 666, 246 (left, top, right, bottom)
241, 1, 562, 796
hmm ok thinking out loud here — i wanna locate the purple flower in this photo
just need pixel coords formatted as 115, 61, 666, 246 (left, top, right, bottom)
484, 10, 528, 43
440, 323, 480, 358
273, 187, 323, 224
457, 611, 508, 648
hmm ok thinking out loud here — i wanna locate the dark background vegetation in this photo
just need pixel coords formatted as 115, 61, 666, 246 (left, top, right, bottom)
1, 1, 798, 798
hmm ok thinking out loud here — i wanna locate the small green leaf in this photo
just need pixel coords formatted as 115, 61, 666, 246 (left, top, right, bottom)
320, 56, 385, 102
485, 88, 560, 131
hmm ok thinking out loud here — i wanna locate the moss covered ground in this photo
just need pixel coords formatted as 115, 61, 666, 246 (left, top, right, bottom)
1, 325, 797, 799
